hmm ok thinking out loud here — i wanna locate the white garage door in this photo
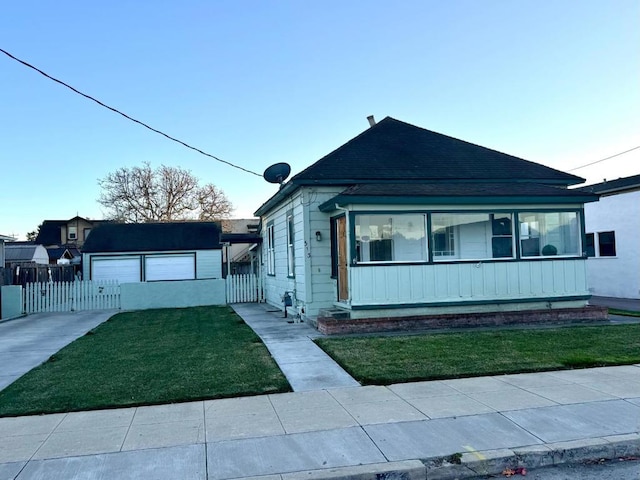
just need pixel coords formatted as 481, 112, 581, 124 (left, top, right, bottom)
92, 257, 141, 283
145, 254, 195, 281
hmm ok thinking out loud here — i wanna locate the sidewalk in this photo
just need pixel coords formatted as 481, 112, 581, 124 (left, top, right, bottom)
0, 304, 639, 480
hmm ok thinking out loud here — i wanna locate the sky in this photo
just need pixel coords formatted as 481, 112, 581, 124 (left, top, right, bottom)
1, 1, 639, 239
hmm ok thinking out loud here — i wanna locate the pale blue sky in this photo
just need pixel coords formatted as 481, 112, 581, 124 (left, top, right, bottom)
2, 1, 639, 239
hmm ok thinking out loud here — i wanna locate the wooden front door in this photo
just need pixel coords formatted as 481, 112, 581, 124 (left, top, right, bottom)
336, 216, 349, 302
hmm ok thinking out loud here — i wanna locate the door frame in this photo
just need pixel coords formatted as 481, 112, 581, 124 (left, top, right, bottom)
334, 215, 349, 302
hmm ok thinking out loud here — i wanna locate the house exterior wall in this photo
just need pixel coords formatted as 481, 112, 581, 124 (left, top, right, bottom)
350, 259, 588, 308
261, 193, 591, 322
584, 189, 640, 299
337, 202, 589, 317
60, 218, 95, 247
196, 250, 223, 279
83, 249, 222, 281
260, 187, 344, 317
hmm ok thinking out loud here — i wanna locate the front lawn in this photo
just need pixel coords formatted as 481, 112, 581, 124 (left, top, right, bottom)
0, 306, 290, 416
315, 324, 640, 385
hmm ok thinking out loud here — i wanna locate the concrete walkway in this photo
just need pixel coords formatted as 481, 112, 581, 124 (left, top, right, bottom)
231, 303, 359, 391
590, 295, 640, 312
0, 304, 639, 479
0, 310, 117, 391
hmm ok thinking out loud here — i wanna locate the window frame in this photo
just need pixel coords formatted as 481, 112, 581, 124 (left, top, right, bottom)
431, 212, 515, 262
353, 212, 428, 264
347, 208, 585, 266
517, 210, 582, 259
266, 221, 275, 276
286, 211, 295, 278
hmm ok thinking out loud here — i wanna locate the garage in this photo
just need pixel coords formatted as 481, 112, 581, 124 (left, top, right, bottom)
91, 257, 141, 283
145, 254, 195, 281
82, 222, 222, 282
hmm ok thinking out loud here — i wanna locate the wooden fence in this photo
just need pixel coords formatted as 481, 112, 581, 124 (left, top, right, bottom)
23, 280, 120, 314
226, 274, 262, 303
1, 264, 78, 286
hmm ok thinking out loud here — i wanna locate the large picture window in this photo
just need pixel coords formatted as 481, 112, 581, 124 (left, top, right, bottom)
431, 213, 514, 261
355, 214, 427, 263
518, 211, 580, 257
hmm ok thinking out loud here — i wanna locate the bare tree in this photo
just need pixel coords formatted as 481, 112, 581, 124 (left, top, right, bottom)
98, 163, 233, 223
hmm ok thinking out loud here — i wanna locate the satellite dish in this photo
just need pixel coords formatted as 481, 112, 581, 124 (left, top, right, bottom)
263, 162, 291, 185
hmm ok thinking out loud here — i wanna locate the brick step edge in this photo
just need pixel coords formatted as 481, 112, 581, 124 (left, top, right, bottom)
318, 305, 609, 335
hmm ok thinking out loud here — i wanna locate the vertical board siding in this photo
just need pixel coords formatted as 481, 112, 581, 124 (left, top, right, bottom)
350, 260, 589, 306
23, 280, 120, 314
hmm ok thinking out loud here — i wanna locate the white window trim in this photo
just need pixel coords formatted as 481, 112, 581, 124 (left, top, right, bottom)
266, 223, 275, 276
286, 213, 295, 277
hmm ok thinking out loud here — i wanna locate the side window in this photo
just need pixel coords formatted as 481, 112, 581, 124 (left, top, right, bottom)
266, 223, 275, 275
286, 213, 295, 277
585, 233, 595, 257
598, 231, 616, 257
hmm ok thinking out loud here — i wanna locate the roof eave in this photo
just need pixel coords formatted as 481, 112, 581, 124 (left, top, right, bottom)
296, 178, 582, 187
318, 193, 598, 212
254, 182, 300, 217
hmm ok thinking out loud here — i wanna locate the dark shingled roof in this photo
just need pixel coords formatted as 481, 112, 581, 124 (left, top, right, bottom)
46, 247, 81, 260
292, 117, 584, 185
35, 220, 67, 245
575, 174, 640, 195
82, 222, 222, 253
338, 183, 596, 197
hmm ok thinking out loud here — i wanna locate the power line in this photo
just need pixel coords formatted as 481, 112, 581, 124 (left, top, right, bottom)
0, 47, 262, 177
567, 145, 640, 172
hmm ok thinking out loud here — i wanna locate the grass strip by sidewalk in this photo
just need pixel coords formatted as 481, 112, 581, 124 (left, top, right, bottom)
0, 306, 290, 417
609, 308, 640, 318
315, 324, 640, 385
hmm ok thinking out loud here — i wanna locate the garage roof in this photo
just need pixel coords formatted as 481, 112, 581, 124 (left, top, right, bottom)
82, 222, 222, 253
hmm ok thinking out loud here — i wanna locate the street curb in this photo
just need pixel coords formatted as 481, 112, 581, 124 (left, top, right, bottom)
282, 460, 426, 480
283, 437, 640, 480
423, 436, 640, 479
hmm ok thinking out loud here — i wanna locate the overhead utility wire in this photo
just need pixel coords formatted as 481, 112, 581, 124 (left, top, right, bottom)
0, 47, 261, 177
566, 145, 640, 172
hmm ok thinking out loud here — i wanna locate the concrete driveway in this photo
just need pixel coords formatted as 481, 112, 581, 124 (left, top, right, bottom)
0, 310, 118, 391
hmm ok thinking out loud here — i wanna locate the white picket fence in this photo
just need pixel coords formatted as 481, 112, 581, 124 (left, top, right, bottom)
226, 274, 262, 303
23, 280, 121, 314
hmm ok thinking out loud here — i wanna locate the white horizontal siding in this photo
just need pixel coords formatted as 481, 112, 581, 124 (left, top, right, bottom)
350, 259, 588, 306
196, 250, 222, 279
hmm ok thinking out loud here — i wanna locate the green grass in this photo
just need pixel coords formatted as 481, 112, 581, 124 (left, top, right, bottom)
609, 308, 640, 318
315, 324, 640, 385
0, 306, 290, 417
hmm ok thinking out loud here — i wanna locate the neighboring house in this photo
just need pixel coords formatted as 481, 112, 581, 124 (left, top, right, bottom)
255, 116, 601, 331
4, 242, 49, 266
577, 174, 640, 299
220, 218, 261, 276
35, 216, 109, 263
0, 235, 16, 268
82, 222, 222, 283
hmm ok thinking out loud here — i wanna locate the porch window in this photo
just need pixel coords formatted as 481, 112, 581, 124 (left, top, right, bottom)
355, 214, 427, 263
286, 213, 295, 277
431, 213, 514, 261
518, 211, 580, 257
266, 223, 275, 276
